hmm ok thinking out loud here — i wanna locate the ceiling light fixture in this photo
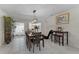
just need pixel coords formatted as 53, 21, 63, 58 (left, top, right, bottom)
32, 10, 38, 23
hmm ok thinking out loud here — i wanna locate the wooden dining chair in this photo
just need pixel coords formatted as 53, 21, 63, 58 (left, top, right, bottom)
25, 32, 32, 51
32, 32, 42, 53
54, 31, 64, 46
32, 32, 44, 47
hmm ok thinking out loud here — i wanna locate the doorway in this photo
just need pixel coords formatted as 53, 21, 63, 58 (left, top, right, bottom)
12, 22, 26, 52
14, 22, 25, 36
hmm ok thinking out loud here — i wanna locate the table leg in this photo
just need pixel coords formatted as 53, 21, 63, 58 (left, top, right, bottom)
67, 33, 68, 45
42, 39, 44, 48
51, 34, 53, 42
62, 36, 64, 46
39, 42, 41, 51
59, 37, 60, 46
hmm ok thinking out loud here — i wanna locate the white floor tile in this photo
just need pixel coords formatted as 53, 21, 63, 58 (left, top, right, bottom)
0, 36, 79, 54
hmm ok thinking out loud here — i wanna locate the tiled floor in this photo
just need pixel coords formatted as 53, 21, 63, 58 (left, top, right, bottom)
0, 36, 79, 54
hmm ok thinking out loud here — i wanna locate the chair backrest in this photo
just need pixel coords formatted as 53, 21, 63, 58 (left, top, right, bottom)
32, 32, 42, 40
57, 27, 63, 31
32, 32, 41, 36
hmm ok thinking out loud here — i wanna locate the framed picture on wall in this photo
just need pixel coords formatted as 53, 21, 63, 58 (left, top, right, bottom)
56, 12, 69, 24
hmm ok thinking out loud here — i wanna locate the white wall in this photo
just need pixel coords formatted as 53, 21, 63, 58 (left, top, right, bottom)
45, 16, 56, 35
0, 9, 7, 46
50, 6, 79, 48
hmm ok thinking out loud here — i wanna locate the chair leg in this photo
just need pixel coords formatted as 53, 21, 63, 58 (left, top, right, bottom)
62, 36, 64, 46
54, 36, 56, 43
37, 44, 38, 47
26, 41, 28, 49
28, 42, 31, 51
51, 34, 53, 42
33, 43, 35, 53
39, 43, 41, 51
42, 39, 44, 48
59, 37, 60, 46
28, 46, 30, 51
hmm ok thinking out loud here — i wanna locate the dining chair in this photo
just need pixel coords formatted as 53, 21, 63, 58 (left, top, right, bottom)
32, 32, 45, 53
25, 32, 29, 49
54, 31, 64, 46
31, 32, 41, 53
25, 32, 32, 51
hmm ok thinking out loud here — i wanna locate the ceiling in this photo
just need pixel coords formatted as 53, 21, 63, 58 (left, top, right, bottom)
0, 4, 78, 21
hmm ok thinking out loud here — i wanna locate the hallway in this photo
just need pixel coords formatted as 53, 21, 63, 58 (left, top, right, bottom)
0, 36, 79, 54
